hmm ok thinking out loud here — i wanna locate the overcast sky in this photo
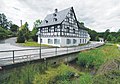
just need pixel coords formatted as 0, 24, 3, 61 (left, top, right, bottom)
0, 0, 120, 32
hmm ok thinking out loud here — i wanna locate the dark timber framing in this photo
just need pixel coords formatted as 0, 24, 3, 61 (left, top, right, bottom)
38, 7, 88, 38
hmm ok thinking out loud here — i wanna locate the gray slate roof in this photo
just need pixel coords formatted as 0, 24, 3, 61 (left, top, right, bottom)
38, 7, 72, 28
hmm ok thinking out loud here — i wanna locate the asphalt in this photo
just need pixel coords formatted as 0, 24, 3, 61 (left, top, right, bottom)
0, 37, 104, 66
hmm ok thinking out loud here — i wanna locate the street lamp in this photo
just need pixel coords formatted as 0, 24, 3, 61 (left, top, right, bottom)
39, 28, 41, 59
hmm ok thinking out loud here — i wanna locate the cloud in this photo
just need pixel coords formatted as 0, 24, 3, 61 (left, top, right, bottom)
0, 0, 120, 32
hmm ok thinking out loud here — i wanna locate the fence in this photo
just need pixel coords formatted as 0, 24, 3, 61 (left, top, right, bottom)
0, 43, 104, 66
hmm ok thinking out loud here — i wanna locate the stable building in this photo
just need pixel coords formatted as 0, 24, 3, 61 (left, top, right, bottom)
38, 7, 90, 47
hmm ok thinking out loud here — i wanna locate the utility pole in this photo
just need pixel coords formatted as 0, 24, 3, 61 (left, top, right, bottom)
20, 20, 22, 27
39, 28, 41, 59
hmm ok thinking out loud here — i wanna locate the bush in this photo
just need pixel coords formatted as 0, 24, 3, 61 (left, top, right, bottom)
77, 49, 104, 69
79, 73, 93, 84
16, 30, 25, 43
116, 36, 120, 42
93, 70, 120, 84
33, 64, 80, 84
77, 52, 96, 68
0, 63, 47, 84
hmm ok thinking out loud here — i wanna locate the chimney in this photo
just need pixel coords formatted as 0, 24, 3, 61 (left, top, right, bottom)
20, 20, 22, 27
55, 9, 58, 13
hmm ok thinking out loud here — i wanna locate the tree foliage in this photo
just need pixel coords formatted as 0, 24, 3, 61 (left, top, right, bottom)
106, 34, 113, 41
0, 13, 15, 40
10, 24, 19, 33
31, 19, 42, 41
0, 13, 12, 29
17, 22, 30, 43
16, 30, 25, 43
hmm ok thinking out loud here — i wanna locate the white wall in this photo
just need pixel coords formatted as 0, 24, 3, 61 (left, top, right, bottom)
38, 36, 61, 47
38, 36, 90, 47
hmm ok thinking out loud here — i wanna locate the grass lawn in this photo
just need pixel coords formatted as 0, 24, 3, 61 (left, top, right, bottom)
76, 44, 120, 84
1, 44, 120, 84
19, 41, 56, 47
77, 44, 120, 69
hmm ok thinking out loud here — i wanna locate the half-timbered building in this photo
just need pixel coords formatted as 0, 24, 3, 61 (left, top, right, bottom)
38, 7, 90, 47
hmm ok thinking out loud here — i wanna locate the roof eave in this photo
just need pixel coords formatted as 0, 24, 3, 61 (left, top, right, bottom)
38, 23, 61, 28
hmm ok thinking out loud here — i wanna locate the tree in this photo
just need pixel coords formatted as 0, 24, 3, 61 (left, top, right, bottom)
16, 30, 25, 43
31, 19, 42, 41
95, 36, 99, 41
0, 26, 8, 39
0, 13, 12, 29
19, 22, 30, 41
10, 24, 19, 33
103, 29, 110, 41
111, 37, 116, 43
116, 36, 120, 42
87, 29, 98, 41
33, 19, 42, 28
106, 34, 113, 41
117, 29, 120, 32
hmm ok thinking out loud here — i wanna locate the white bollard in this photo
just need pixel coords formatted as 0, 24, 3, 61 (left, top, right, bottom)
0, 67, 2, 70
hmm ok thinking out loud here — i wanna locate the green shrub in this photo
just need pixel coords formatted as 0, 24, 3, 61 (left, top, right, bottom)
16, 30, 25, 43
79, 73, 93, 84
32, 64, 80, 84
77, 50, 104, 69
93, 70, 120, 84
0, 63, 47, 84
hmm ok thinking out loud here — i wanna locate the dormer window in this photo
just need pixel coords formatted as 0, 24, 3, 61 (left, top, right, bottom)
53, 13, 57, 16
45, 20, 48, 23
54, 18, 57, 21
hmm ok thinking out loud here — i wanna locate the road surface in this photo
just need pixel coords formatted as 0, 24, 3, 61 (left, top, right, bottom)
0, 41, 104, 66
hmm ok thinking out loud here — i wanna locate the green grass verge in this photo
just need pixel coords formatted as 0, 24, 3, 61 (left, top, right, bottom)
19, 41, 56, 47
1, 44, 120, 84
77, 44, 120, 69
76, 44, 120, 84
0, 63, 81, 84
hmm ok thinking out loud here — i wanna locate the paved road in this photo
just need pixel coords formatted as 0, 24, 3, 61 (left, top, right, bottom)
0, 38, 104, 66
0, 41, 104, 67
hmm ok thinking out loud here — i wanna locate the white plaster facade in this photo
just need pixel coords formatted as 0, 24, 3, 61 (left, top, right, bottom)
38, 34, 90, 47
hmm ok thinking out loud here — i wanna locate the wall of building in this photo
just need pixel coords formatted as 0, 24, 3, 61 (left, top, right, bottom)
38, 36, 90, 47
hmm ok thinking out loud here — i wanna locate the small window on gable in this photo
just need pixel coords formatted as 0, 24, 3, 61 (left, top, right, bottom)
54, 18, 57, 21
66, 27, 69, 33
66, 17, 69, 22
45, 20, 48, 23
53, 13, 57, 16
70, 13, 73, 17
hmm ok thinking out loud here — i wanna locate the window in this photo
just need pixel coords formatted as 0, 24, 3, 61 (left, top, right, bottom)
53, 13, 57, 16
73, 29, 75, 34
48, 27, 51, 32
54, 39, 60, 44
73, 39, 77, 44
66, 39, 71, 44
54, 25, 57, 32
48, 39, 53, 44
80, 39, 81, 43
70, 13, 73, 16
40, 28, 43, 32
53, 18, 57, 21
83, 39, 84, 43
85, 39, 86, 43
66, 27, 69, 33
40, 39, 42, 43
66, 17, 69, 22
45, 20, 48, 23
